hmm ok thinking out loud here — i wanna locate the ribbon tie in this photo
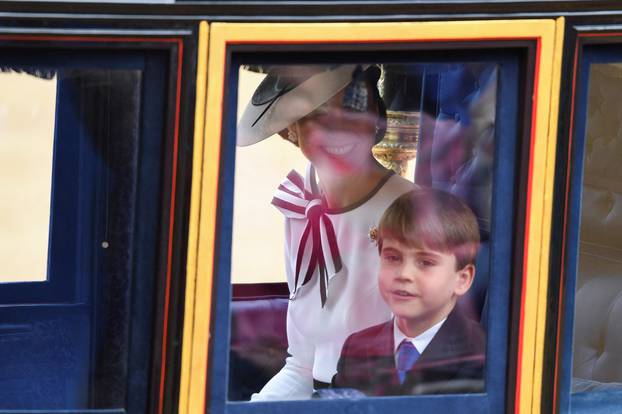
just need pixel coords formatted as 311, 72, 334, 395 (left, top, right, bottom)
271, 164, 343, 307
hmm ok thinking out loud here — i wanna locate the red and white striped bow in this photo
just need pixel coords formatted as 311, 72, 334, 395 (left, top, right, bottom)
271, 164, 343, 308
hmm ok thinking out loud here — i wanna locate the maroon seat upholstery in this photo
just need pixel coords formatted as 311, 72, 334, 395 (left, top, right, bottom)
229, 289, 289, 401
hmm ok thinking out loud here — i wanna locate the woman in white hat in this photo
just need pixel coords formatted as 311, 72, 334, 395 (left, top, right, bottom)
238, 64, 414, 400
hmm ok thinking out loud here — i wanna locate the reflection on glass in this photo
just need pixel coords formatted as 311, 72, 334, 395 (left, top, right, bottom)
572, 63, 622, 399
0, 71, 56, 283
230, 63, 497, 401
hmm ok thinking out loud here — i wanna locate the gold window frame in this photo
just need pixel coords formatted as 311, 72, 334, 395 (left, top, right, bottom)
181, 19, 564, 414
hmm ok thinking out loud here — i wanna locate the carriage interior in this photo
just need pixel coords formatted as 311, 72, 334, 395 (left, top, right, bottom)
571, 64, 622, 393
229, 63, 497, 400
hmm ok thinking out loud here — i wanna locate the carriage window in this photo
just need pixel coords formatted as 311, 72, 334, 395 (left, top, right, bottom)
0, 46, 171, 412
570, 62, 622, 405
0, 70, 56, 283
228, 61, 502, 402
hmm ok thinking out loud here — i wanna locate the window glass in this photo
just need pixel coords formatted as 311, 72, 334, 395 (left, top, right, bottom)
232, 68, 308, 284
0, 52, 167, 413
571, 63, 622, 403
0, 71, 56, 283
229, 61, 498, 401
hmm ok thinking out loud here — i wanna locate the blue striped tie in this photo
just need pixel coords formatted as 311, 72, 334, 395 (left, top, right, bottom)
396, 340, 420, 384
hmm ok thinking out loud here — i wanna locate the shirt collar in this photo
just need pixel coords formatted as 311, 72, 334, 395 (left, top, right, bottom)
393, 317, 447, 355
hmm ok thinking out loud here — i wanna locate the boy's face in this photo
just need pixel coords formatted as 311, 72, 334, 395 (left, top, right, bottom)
378, 238, 475, 337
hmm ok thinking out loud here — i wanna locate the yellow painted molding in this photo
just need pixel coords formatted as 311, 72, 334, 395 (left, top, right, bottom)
529, 16, 565, 414
179, 20, 209, 414
210, 20, 556, 44
186, 20, 562, 413
516, 18, 564, 414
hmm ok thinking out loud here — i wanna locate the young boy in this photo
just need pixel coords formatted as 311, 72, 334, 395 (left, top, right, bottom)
331, 188, 485, 396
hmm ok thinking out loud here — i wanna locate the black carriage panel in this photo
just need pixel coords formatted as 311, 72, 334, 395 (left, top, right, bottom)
0, 31, 196, 414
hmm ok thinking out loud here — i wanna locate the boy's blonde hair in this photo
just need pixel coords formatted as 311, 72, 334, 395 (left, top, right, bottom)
378, 188, 480, 269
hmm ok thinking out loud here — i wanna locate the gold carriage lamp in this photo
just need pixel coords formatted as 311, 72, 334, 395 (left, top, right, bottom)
374, 65, 423, 177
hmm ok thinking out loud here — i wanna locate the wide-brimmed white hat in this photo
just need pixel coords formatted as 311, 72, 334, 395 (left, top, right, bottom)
237, 64, 361, 147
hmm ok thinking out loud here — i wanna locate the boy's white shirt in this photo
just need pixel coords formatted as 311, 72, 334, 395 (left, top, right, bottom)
393, 316, 447, 363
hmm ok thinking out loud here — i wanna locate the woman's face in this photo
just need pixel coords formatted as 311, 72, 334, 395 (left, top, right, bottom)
294, 86, 379, 175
